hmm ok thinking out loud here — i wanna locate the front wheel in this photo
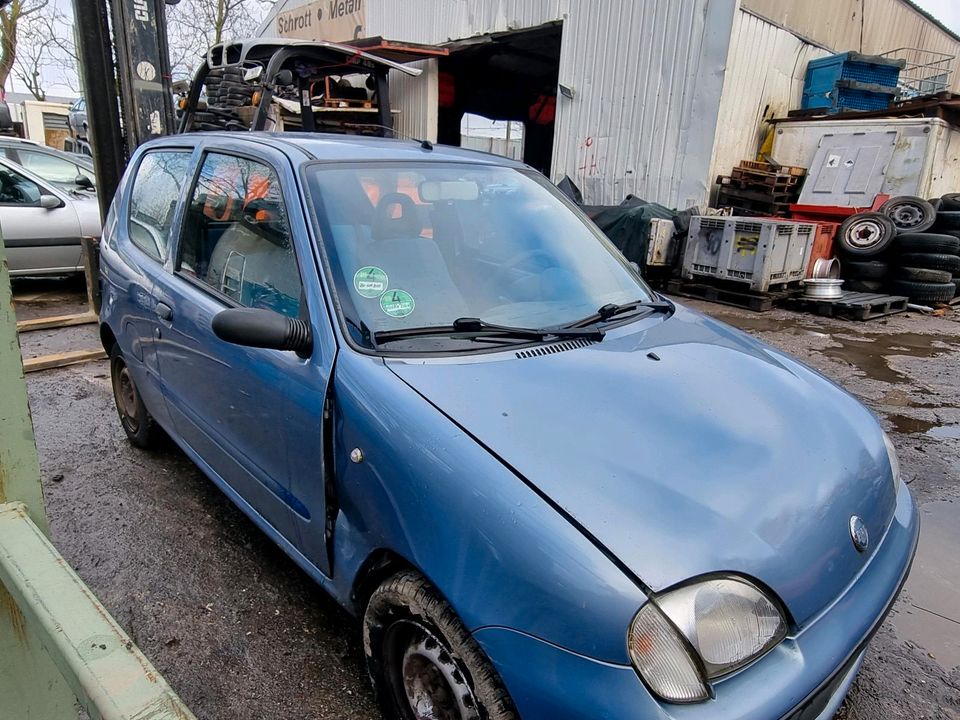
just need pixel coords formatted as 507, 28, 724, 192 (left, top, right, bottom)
110, 344, 160, 449
363, 571, 518, 720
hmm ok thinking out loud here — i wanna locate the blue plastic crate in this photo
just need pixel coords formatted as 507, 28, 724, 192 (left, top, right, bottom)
802, 52, 903, 111
802, 79, 897, 114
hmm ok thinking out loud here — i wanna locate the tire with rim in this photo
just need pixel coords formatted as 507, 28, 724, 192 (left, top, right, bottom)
897, 252, 960, 273
893, 266, 953, 283
843, 260, 888, 279
892, 232, 960, 255
879, 196, 937, 234
941, 193, 960, 212
364, 570, 518, 720
933, 211, 960, 231
889, 280, 956, 304
838, 212, 897, 257
110, 344, 159, 449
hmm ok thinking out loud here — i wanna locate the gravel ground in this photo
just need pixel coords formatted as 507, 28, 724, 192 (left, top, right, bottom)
14, 279, 960, 720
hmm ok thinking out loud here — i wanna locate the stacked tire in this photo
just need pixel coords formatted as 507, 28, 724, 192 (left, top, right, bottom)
837, 195, 960, 305
836, 211, 897, 291
194, 66, 256, 132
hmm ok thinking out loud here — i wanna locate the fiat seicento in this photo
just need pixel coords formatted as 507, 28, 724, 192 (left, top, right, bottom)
99, 133, 918, 720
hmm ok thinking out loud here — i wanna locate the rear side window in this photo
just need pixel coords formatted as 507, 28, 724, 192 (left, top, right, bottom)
178, 152, 302, 318
18, 151, 88, 185
128, 151, 192, 262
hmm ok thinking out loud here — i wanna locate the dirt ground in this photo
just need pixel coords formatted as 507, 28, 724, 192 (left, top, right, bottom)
13, 278, 960, 720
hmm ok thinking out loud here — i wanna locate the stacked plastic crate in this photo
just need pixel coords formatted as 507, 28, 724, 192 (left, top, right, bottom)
801, 52, 905, 114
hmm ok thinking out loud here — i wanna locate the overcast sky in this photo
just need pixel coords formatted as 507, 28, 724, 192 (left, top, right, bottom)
10, 0, 960, 100
914, 0, 960, 33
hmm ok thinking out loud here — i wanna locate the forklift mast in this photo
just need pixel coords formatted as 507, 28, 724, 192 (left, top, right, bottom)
73, 0, 176, 221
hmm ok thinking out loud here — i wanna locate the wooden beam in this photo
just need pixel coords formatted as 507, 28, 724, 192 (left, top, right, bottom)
21, 349, 106, 374
16, 312, 98, 334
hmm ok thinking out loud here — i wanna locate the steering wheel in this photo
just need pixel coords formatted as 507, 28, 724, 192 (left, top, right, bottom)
484, 249, 554, 301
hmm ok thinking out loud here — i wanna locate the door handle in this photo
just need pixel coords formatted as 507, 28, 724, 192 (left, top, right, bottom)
154, 302, 173, 321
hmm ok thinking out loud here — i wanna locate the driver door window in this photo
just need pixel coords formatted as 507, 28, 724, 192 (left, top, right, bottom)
0, 165, 42, 205
178, 153, 303, 318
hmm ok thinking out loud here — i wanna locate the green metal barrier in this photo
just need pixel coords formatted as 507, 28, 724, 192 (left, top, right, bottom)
0, 238, 197, 720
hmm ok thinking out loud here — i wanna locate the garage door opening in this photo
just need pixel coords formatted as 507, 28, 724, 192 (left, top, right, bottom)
438, 22, 561, 175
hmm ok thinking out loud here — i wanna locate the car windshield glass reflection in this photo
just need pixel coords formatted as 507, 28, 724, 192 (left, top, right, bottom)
306, 163, 654, 350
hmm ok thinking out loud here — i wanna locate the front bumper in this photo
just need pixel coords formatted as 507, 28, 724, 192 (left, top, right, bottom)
474, 481, 919, 720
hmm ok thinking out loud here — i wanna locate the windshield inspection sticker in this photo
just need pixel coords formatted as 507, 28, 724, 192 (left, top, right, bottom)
354, 266, 389, 298
380, 289, 416, 318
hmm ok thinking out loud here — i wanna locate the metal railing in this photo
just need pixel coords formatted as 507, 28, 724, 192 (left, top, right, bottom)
880, 47, 955, 98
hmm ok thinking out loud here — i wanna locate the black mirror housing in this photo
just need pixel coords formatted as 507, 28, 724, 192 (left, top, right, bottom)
75, 174, 95, 190
212, 308, 312, 356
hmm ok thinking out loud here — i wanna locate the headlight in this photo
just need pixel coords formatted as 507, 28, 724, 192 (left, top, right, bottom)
883, 431, 901, 492
628, 576, 787, 703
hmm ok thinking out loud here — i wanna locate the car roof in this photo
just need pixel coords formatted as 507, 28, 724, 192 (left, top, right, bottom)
146, 131, 529, 169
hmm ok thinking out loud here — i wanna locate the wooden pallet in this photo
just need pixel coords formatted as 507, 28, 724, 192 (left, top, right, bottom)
730, 168, 802, 188
738, 159, 806, 177
783, 292, 909, 320
667, 279, 800, 312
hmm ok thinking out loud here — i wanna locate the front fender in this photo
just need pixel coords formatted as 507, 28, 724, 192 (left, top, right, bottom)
326, 350, 646, 664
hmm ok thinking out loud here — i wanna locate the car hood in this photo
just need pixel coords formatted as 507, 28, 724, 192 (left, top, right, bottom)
386, 306, 898, 626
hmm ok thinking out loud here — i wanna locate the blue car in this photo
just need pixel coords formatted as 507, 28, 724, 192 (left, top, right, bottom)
100, 133, 918, 720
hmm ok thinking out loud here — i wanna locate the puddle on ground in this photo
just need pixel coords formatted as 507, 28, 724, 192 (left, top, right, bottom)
928, 425, 960, 440
895, 501, 960, 670
879, 388, 941, 409
820, 332, 960, 385
718, 314, 824, 336
887, 415, 939, 435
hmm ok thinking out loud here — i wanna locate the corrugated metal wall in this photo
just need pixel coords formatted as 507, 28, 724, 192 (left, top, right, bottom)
742, 0, 960, 90
551, 0, 735, 207
708, 9, 830, 189
389, 59, 439, 142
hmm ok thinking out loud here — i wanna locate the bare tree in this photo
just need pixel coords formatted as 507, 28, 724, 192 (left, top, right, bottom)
166, 0, 273, 79
0, 0, 49, 95
11, 4, 77, 100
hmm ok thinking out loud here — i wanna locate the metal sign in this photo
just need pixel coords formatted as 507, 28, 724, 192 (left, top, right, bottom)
111, 0, 175, 149
276, 0, 366, 42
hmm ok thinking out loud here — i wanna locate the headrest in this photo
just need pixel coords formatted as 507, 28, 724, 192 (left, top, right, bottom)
373, 192, 422, 241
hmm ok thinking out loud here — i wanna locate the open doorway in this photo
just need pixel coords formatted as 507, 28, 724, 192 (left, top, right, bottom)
438, 22, 561, 175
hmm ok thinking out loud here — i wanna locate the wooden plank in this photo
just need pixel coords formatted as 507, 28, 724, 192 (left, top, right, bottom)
21, 349, 106, 374
16, 312, 98, 333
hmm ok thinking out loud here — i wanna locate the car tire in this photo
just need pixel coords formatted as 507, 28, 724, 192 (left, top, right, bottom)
879, 196, 937, 234
933, 211, 960, 231
928, 197, 944, 212
844, 279, 885, 293
363, 570, 518, 720
838, 212, 897, 256
893, 266, 953, 283
889, 280, 956, 304
110, 344, 160, 449
897, 252, 960, 273
940, 193, 960, 211
843, 260, 888, 279
892, 232, 960, 255
953, 278, 960, 297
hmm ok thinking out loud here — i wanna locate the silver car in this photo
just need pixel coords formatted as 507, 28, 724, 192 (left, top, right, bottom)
0, 157, 101, 276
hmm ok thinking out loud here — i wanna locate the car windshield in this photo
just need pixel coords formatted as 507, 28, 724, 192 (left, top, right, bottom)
306, 162, 654, 351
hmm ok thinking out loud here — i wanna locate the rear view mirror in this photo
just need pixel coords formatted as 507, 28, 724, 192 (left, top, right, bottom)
39, 194, 62, 209
212, 308, 312, 356
419, 180, 479, 202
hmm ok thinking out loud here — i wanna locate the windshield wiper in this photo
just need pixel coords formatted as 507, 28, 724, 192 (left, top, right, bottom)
563, 299, 673, 329
374, 317, 604, 345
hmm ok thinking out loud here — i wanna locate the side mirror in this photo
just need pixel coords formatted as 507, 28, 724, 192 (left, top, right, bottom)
212, 307, 312, 356
273, 69, 294, 87
243, 66, 263, 83
39, 194, 62, 209
75, 174, 95, 190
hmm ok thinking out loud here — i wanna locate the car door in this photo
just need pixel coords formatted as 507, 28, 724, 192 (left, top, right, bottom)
153, 147, 332, 569
106, 148, 196, 428
0, 160, 83, 275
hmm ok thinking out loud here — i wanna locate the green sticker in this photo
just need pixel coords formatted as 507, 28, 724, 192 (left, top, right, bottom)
380, 289, 416, 318
354, 266, 389, 298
